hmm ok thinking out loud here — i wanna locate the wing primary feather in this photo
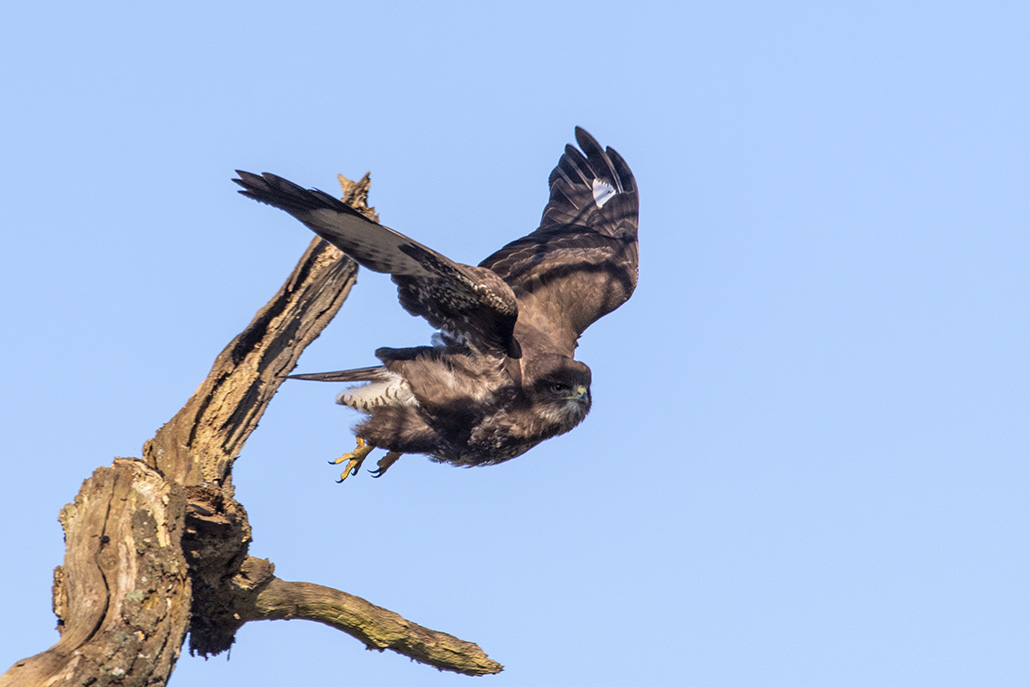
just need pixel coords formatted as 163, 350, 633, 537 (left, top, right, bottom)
574, 127, 622, 192
606, 147, 635, 193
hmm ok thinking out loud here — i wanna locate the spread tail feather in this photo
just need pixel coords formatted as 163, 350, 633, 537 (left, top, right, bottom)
287, 366, 418, 411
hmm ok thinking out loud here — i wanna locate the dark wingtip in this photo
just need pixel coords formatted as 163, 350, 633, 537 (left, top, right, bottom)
232, 170, 268, 198
233, 169, 258, 185
574, 126, 601, 154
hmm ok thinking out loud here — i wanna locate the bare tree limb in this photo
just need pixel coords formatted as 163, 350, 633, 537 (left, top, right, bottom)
1, 173, 502, 686
142, 175, 372, 486
231, 558, 503, 676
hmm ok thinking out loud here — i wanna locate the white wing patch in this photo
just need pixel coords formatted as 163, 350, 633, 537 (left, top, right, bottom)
337, 374, 418, 413
591, 178, 617, 208
431, 330, 470, 348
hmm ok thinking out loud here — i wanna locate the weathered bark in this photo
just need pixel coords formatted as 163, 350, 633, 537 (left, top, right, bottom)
1, 174, 502, 686
229, 557, 502, 676
0, 459, 189, 687
142, 176, 368, 487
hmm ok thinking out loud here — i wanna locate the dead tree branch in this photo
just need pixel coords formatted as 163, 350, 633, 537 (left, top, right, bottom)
1, 174, 502, 686
230, 557, 501, 676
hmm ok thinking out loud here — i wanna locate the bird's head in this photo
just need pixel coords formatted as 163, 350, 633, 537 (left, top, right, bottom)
528, 356, 592, 430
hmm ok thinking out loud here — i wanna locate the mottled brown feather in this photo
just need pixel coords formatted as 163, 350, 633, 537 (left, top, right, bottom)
234, 128, 638, 469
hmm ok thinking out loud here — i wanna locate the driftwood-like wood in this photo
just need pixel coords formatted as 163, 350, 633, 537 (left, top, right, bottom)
0, 459, 189, 687
230, 557, 502, 676
1, 174, 502, 686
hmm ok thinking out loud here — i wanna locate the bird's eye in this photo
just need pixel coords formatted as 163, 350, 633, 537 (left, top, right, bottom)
549, 382, 569, 394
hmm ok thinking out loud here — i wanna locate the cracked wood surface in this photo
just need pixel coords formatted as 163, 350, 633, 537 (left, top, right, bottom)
1, 174, 502, 686
233, 557, 502, 676
0, 459, 189, 687
141, 176, 368, 485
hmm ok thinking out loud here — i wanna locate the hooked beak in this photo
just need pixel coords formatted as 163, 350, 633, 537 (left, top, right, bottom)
568, 384, 590, 402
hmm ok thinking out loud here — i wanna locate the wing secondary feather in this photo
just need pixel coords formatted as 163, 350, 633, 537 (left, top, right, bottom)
478, 128, 639, 352
234, 171, 520, 357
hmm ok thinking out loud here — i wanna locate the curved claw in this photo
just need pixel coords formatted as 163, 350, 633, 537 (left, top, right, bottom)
369, 450, 403, 479
331, 437, 375, 483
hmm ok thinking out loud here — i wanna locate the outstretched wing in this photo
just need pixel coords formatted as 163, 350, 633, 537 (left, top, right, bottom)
478, 127, 639, 353
234, 171, 520, 357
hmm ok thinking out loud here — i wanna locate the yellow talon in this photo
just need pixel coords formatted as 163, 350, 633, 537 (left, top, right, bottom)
332, 437, 375, 482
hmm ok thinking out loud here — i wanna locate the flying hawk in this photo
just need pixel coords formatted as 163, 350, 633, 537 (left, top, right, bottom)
234, 127, 638, 481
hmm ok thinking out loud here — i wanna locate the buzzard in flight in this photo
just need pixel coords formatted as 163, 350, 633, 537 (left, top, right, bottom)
234, 128, 638, 480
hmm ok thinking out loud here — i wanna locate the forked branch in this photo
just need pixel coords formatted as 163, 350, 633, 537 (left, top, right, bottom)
0, 174, 501, 687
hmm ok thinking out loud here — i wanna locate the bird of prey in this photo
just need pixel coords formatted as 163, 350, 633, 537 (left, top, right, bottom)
234, 127, 638, 481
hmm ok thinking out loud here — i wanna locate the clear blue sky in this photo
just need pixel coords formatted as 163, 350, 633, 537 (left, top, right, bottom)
2, 2, 1027, 684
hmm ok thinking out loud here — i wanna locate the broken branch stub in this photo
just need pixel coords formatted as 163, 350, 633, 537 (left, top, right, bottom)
1, 173, 501, 685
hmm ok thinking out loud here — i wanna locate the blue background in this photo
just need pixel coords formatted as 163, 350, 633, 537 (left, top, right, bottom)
2, 2, 1027, 684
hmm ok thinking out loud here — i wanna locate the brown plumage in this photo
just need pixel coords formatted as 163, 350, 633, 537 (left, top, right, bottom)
234, 127, 638, 478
